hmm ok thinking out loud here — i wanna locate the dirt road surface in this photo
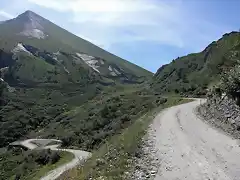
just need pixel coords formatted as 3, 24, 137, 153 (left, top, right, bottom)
151, 99, 240, 180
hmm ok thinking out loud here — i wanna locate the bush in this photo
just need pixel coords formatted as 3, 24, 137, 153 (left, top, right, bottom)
35, 149, 50, 165
219, 66, 240, 105
26, 149, 61, 165
121, 115, 131, 123
101, 105, 109, 118
15, 174, 21, 180
61, 136, 73, 147
156, 98, 167, 105
220, 66, 240, 97
50, 151, 60, 164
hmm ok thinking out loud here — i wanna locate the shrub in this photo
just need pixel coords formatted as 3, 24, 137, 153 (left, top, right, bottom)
15, 174, 21, 180
220, 66, 240, 97
35, 149, 50, 165
61, 136, 73, 147
101, 105, 109, 118
219, 66, 240, 105
50, 151, 60, 164
121, 115, 131, 123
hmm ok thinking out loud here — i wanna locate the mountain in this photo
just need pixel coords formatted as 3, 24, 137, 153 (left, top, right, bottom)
152, 31, 240, 96
0, 10, 155, 150
0, 10, 152, 86
0, 10, 157, 157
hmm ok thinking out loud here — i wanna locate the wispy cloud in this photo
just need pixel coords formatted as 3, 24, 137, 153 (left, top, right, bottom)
26, 0, 229, 51
0, 10, 14, 19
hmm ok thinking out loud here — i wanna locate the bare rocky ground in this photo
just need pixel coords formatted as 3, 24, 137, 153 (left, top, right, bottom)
197, 97, 240, 139
129, 123, 160, 180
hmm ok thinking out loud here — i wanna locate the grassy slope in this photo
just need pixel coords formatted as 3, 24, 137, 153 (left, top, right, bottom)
0, 84, 165, 179
59, 98, 192, 180
0, 150, 74, 180
42, 21, 152, 77
0, 12, 152, 78
153, 32, 240, 95
24, 151, 74, 180
30, 86, 165, 151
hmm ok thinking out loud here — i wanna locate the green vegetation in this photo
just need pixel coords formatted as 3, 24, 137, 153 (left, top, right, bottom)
0, 9, 223, 180
220, 65, 240, 98
208, 65, 240, 105
0, 10, 155, 179
0, 10, 152, 78
0, 82, 167, 179
152, 32, 240, 96
0, 82, 165, 149
60, 98, 191, 180
0, 148, 74, 180
0, 82, 100, 147
53, 90, 166, 150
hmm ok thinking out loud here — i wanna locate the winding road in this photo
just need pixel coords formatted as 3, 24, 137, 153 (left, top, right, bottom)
150, 99, 240, 180
15, 139, 91, 180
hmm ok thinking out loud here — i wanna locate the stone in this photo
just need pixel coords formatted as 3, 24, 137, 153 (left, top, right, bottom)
229, 119, 236, 124
151, 170, 157, 175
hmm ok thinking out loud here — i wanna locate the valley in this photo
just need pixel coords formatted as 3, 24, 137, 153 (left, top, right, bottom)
1, 9, 240, 180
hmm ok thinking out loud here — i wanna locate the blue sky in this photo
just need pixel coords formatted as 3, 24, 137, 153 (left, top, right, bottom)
0, 0, 239, 72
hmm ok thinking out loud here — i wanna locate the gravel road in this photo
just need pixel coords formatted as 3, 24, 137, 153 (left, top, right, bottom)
17, 139, 91, 180
151, 99, 240, 180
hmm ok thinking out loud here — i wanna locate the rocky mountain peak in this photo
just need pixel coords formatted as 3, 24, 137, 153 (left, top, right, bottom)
16, 10, 44, 23
14, 10, 47, 39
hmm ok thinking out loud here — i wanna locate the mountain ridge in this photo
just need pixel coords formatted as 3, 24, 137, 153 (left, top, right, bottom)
152, 31, 240, 96
0, 10, 152, 78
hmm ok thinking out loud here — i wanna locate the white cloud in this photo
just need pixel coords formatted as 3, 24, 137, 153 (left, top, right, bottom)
27, 0, 156, 13
0, 10, 14, 19
26, 0, 229, 51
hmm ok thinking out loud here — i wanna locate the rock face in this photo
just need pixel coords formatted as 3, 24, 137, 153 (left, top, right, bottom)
198, 96, 240, 139
16, 10, 47, 39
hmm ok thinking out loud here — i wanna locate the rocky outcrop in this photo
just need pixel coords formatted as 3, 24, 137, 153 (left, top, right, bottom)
198, 96, 240, 139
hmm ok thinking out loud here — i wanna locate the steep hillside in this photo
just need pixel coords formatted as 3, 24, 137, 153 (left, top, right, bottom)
0, 10, 152, 80
152, 31, 240, 96
0, 10, 157, 171
1, 42, 145, 86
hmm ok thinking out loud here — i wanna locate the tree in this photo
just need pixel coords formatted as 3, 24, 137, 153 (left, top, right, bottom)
220, 65, 240, 105
50, 152, 60, 164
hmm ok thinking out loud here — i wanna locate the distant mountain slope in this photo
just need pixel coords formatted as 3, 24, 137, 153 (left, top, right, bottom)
152, 32, 240, 96
0, 10, 152, 84
0, 10, 154, 153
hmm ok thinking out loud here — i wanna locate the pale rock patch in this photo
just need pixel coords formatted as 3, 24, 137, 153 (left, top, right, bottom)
76, 53, 100, 73
108, 65, 113, 72
12, 43, 32, 55
19, 28, 46, 39
63, 66, 70, 74
108, 65, 121, 76
114, 68, 121, 75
